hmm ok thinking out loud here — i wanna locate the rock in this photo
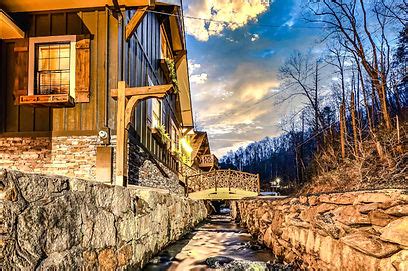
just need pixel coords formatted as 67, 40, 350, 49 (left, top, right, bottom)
368, 210, 394, 227
357, 203, 380, 214
308, 195, 318, 206
354, 192, 394, 204
341, 232, 400, 258
381, 217, 408, 247
91, 210, 116, 249
385, 205, 408, 217
319, 193, 355, 205
391, 250, 408, 271
299, 196, 308, 204
205, 256, 234, 268
98, 248, 117, 271
261, 211, 272, 223
83, 250, 98, 270
117, 244, 133, 267
221, 260, 270, 271
332, 205, 371, 226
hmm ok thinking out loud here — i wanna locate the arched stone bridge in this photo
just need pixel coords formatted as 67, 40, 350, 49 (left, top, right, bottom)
186, 169, 260, 200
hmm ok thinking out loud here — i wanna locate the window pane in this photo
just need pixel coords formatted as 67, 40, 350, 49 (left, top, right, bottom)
61, 72, 70, 85
38, 45, 50, 59
38, 58, 49, 71
60, 58, 70, 70
49, 58, 60, 71
50, 73, 61, 86
48, 45, 60, 59
39, 73, 51, 86
59, 44, 70, 58
59, 85, 70, 94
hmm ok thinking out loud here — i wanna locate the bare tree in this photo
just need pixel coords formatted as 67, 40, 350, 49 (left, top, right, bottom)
309, 0, 394, 129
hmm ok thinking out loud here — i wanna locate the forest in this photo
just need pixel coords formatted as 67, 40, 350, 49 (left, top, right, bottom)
220, 0, 407, 193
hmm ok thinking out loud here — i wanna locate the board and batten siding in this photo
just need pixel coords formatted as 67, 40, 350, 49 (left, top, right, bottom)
124, 10, 181, 171
0, 9, 118, 135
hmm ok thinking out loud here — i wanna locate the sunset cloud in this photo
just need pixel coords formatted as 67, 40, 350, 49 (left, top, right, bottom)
184, 0, 270, 41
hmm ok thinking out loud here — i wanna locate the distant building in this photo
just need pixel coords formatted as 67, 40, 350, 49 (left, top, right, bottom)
0, 0, 213, 192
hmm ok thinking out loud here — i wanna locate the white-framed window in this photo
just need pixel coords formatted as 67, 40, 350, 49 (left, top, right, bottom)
170, 120, 179, 152
152, 98, 162, 128
28, 35, 76, 97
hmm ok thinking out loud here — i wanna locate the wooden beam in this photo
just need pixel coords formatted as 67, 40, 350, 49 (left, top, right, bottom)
125, 6, 148, 41
110, 84, 173, 98
113, 81, 173, 186
115, 81, 127, 186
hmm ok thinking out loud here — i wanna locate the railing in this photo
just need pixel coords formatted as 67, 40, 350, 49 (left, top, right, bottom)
186, 169, 260, 194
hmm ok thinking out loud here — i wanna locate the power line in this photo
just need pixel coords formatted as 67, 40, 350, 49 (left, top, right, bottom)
146, 9, 326, 30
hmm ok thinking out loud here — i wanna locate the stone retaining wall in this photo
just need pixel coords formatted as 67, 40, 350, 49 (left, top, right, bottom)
231, 190, 408, 270
0, 169, 208, 270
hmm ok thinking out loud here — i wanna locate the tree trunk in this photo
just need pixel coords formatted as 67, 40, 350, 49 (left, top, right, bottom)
340, 103, 346, 159
350, 91, 359, 155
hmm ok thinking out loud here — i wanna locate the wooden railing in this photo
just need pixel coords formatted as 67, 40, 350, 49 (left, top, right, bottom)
186, 169, 260, 194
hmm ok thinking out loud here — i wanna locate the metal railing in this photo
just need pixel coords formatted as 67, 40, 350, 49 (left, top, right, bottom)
186, 169, 260, 195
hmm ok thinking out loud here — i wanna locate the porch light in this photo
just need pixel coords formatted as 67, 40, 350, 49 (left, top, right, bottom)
180, 138, 193, 153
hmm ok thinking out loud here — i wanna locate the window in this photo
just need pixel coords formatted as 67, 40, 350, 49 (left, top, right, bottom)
28, 35, 77, 98
170, 120, 179, 152
152, 98, 162, 128
35, 43, 71, 95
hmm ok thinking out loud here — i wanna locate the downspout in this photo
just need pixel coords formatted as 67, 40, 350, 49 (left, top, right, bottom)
104, 6, 110, 128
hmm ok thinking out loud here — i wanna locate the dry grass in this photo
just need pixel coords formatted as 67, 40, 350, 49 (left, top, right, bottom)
301, 119, 408, 194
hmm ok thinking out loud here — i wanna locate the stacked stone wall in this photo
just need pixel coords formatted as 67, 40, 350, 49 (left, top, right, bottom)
0, 169, 207, 270
0, 136, 100, 181
232, 190, 408, 270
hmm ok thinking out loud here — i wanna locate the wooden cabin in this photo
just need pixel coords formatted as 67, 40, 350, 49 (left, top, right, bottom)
0, 0, 196, 190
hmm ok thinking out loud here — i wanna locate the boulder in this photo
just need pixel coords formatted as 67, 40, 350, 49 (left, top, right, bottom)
381, 217, 408, 247
341, 232, 400, 258
368, 210, 394, 227
391, 250, 408, 271
385, 205, 408, 217
332, 206, 371, 226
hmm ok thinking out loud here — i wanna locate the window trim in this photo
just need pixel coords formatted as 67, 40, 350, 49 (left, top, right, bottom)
28, 35, 77, 97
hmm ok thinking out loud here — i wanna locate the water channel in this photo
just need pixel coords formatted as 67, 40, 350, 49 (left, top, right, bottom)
144, 212, 293, 271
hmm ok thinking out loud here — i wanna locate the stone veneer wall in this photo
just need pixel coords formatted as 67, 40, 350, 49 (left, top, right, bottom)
0, 136, 101, 181
231, 190, 408, 271
127, 133, 184, 194
0, 169, 207, 270
0, 134, 185, 194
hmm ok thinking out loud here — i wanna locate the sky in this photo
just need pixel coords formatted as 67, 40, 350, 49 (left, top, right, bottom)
183, 0, 327, 157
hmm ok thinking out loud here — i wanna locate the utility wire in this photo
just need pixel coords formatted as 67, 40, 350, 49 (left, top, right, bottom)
146, 9, 326, 29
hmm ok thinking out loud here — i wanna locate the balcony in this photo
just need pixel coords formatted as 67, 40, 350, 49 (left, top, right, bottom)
198, 154, 218, 170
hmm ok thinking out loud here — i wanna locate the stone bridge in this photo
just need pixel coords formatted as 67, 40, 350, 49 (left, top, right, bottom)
186, 169, 260, 200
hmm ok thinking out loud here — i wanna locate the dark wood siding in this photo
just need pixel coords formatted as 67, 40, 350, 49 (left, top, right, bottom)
0, 9, 118, 135
125, 11, 180, 171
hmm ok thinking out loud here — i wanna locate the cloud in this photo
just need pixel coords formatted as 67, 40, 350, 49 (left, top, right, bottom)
190, 73, 208, 84
184, 0, 270, 41
251, 33, 260, 42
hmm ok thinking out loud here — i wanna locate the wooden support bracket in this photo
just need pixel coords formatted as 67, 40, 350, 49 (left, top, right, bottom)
125, 6, 149, 41
112, 81, 173, 186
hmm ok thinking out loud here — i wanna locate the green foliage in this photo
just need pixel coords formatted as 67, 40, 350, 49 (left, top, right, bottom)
156, 124, 170, 144
165, 58, 179, 94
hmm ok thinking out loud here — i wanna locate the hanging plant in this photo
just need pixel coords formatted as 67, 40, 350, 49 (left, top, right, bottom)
165, 58, 179, 94
156, 124, 170, 144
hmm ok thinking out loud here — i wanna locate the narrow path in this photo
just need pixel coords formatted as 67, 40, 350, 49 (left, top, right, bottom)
143, 214, 283, 271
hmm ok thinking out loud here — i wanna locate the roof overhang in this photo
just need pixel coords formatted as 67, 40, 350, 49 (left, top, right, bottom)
0, 0, 180, 13
0, 10, 24, 39
176, 53, 194, 128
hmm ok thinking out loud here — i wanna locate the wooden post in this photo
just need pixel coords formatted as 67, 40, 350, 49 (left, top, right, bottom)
228, 169, 231, 192
115, 81, 127, 186
215, 171, 218, 192
257, 174, 260, 194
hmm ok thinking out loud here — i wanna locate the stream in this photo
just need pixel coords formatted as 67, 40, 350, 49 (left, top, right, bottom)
143, 213, 293, 271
